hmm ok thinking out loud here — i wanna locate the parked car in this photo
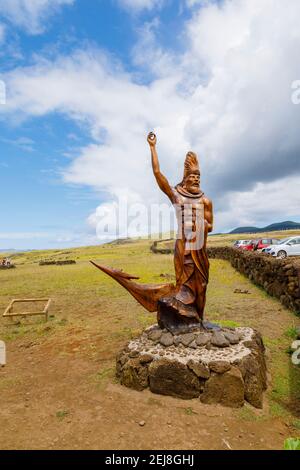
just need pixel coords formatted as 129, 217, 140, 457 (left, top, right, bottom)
262, 244, 279, 253
268, 236, 300, 259
262, 246, 273, 254
233, 240, 252, 249
233, 240, 250, 250
253, 238, 280, 251
243, 239, 259, 251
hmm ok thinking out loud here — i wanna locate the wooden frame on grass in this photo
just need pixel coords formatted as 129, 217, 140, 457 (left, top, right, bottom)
3, 298, 52, 321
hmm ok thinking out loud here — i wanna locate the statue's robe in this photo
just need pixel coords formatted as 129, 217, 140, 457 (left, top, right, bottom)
171, 185, 209, 321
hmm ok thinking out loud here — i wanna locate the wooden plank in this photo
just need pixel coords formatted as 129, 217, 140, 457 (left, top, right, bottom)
44, 299, 52, 313
44, 299, 52, 321
11, 298, 50, 303
0, 340, 5, 366
3, 300, 13, 317
3, 311, 46, 317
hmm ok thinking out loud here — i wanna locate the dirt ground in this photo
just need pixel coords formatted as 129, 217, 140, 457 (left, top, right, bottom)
0, 242, 299, 450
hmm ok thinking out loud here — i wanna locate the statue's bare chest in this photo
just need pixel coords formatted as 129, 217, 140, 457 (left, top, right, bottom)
172, 188, 205, 251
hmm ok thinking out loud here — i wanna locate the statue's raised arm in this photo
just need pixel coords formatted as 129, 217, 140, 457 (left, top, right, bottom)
147, 132, 174, 203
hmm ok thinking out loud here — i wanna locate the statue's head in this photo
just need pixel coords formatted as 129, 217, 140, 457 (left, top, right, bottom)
181, 151, 200, 194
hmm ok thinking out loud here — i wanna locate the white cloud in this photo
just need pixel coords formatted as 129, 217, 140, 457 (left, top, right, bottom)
3, 48, 189, 198
118, 0, 165, 12
185, 0, 211, 7
0, 136, 34, 151
132, 18, 176, 78
0, 231, 50, 239
2, 0, 300, 237
0, 230, 99, 250
0, 22, 5, 42
216, 175, 300, 232
181, 0, 300, 189
0, 0, 74, 34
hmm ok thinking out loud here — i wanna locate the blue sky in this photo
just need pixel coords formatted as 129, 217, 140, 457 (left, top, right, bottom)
0, 0, 193, 249
0, 0, 300, 250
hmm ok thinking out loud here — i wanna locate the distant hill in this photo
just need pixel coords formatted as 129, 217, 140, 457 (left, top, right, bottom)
230, 221, 300, 235
106, 238, 134, 245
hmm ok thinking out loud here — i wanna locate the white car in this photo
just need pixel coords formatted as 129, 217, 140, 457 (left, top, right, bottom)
268, 236, 300, 259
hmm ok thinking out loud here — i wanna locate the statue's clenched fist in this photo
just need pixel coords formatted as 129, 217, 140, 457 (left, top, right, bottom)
147, 132, 157, 147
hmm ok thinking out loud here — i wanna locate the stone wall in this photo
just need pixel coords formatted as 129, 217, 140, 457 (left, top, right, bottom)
150, 239, 174, 255
39, 260, 76, 266
207, 247, 300, 314
150, 241, 300, 314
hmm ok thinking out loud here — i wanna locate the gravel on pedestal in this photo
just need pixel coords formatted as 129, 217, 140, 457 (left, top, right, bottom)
116, 324, 267, 409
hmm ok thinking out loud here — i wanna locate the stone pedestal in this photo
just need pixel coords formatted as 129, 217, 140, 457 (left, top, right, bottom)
116, 325, 267, 409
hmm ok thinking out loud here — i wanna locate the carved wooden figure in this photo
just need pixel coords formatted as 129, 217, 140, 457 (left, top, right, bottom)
92, 132, 214, 333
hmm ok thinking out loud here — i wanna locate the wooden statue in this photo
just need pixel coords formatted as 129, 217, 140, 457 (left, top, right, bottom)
92, 132, 214, 333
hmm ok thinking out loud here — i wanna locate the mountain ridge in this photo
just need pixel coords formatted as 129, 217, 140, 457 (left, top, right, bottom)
230, 221, 300, 234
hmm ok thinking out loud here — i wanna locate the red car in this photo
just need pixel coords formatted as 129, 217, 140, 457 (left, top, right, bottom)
241, 240, 257, 251
252, 238, 280, 251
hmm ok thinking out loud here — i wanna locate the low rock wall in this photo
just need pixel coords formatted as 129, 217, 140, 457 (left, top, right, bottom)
207, 247, 300, 314
151, 241, 300, 314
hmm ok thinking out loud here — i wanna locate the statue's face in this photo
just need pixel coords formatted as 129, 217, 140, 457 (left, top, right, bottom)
183, 172, 200, 194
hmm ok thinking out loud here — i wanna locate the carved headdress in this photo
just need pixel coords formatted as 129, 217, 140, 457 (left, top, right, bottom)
175, 151, 203, 198
183, 151, 200, 179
